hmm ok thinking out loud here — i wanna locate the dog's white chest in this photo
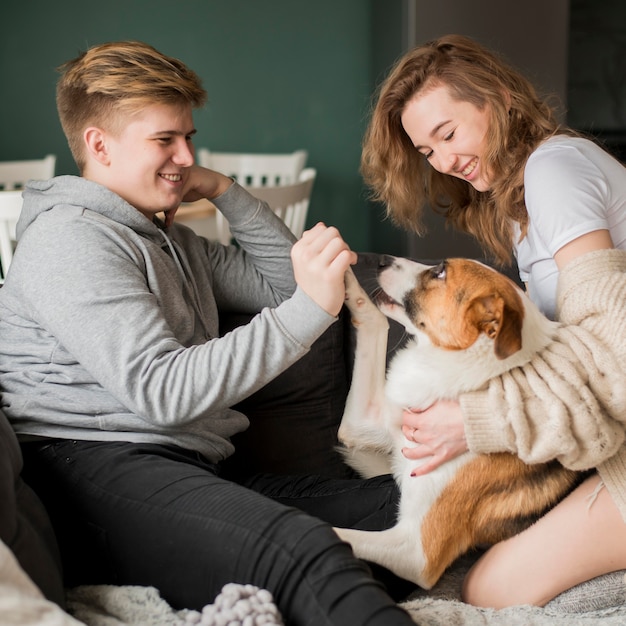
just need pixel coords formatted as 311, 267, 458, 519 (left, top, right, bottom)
384, 335, 498, 412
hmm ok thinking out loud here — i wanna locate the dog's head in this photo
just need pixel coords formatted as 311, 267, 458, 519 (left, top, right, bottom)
376, 257, 524, 360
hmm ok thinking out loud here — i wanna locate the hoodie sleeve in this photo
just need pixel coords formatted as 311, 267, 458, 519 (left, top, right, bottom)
202, 182, 299, 313
1, 186, 335, 430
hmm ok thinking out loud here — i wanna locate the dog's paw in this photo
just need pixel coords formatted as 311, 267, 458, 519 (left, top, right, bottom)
344, 268, 383, 324
344, 268, 368, 304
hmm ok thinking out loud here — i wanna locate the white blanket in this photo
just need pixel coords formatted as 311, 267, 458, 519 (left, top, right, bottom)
64, 576, 626, 626
4, 536, 626, 626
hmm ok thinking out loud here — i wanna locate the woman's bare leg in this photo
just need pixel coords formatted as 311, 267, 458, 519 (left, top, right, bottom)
462, 474, 626, 608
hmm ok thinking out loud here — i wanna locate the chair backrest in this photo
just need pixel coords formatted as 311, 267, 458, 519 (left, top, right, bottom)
0, 191, 24, 282
196, 148, 311, 244
213, 168, 316, 245
0, 155, 56, 191
247, 168, 316, 237
197, 148, 307, 187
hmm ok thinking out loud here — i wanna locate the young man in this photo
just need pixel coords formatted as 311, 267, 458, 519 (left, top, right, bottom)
0, 41, 414, 625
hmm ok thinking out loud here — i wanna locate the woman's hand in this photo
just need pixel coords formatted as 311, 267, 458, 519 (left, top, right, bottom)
401, 399, 468, 476
291, 223, 357, 316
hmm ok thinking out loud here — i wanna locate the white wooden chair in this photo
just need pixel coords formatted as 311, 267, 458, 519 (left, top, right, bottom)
0, 191, 24, 282
206, 168, 317, 246
196, 148, 313, 244
243, 167, 317, 243
0, 155, 56, 282
196, 148, 307, 187
0, 154, 56, 190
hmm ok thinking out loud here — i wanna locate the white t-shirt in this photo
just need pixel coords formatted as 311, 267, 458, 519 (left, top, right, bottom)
514, 135, 626, 319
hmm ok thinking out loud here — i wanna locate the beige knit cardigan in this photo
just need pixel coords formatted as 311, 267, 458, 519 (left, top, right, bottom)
460, 249, 626, 521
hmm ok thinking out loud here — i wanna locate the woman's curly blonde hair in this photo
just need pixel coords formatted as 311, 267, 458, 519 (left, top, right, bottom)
361, 34, 570, 265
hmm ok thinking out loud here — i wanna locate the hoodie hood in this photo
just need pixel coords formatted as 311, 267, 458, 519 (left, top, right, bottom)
18, 175, 163, 242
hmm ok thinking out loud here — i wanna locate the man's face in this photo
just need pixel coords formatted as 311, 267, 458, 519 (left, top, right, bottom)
87, 102, 197, 220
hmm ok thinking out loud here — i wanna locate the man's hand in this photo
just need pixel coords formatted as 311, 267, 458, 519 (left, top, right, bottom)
182, 165, 233, 203
291, 223, 357, 316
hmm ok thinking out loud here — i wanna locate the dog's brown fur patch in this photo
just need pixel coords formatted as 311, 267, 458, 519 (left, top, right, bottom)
420, 453, 582, 587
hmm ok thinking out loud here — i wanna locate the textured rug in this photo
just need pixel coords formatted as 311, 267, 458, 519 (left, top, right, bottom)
401, 553, 626, 625
67, 583, 285, 626
63, 556, 626, 626
65, 557, 626, 626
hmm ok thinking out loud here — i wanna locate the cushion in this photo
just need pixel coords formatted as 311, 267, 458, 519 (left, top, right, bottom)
0, 537, 80, 625
220, 310, 354, 480
0, 408, 65, 606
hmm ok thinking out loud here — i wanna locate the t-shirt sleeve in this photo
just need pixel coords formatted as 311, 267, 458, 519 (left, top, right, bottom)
524, 142, 610, 256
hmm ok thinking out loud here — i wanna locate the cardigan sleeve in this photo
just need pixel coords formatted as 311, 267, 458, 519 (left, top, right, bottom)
460, 249, 626, 471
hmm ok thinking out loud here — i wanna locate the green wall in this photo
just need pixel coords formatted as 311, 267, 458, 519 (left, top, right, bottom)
0, 0, 408, 253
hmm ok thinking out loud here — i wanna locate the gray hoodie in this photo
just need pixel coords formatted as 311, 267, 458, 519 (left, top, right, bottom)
0, 176, 335, 462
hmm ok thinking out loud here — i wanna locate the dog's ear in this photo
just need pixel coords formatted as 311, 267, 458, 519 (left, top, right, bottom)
468, 293, 523, 359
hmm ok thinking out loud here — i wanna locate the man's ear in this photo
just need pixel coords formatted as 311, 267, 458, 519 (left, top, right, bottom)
83, 127, 110, 165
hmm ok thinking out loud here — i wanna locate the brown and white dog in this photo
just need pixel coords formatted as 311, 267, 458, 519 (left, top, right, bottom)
335, 257, 581, 589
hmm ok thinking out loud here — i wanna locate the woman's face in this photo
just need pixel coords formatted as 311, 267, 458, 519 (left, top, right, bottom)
401, 83, 492, 192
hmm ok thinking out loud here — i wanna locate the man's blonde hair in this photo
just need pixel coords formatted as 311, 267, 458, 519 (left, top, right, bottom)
56, 40, 207, 171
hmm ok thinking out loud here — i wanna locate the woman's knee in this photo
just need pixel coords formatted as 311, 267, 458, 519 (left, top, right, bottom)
461, 551, 497, 607
460, 544, 527, 609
